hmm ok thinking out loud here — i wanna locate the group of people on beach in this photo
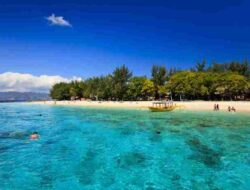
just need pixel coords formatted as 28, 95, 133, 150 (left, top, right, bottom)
213, 104, 236, 112
214, 104, 220, 111
228, 106, 236, 112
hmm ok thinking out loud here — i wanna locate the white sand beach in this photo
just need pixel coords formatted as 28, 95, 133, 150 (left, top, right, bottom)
31, 100, 250, 113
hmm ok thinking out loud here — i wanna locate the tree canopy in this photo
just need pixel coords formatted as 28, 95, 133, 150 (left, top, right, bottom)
50, 60, 250, 101
151, 65, 167, 99
166, 71, 249, 100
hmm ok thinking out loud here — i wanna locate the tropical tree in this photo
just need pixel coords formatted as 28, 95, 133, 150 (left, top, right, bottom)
69, 81, 85, 99
151, 65, 167, 99
141, 79, 155, 100
166, 71, 191, 100
112, 65, 132, 100
166, 71, 250, 100
195, 60, 206, 72
96, 75, 113, 100
214, 72, 249, 100
208, 62, 228, 72
127, 77, 147, 100
50, 82, 71, 100
83, 77, 99, 100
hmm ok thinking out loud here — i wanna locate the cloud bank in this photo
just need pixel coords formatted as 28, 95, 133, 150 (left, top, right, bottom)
46, 14, 72, 27
0, 72, 81, 93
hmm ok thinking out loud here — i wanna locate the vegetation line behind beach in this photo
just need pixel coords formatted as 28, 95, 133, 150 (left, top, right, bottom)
50, 60, 250, 101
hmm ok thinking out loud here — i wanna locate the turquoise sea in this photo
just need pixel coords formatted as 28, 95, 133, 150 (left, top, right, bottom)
0, 103, 250, 190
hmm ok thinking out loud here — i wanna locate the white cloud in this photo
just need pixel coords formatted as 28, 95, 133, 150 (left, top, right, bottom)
0, 72, 81, 93
46, 14, 72, 27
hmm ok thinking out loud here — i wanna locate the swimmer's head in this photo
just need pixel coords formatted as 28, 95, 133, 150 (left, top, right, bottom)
30, 132, 39, 140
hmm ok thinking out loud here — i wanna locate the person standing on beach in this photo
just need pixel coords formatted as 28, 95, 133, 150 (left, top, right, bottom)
231, 107, 236, 112
214, 104, 217, 111
217, 104, 219, 111
214, 104, 219, 111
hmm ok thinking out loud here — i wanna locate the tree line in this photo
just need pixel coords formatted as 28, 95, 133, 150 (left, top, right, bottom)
50, 60, 250, 101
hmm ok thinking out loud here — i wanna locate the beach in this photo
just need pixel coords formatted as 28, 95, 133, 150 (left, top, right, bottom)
31, 100, 250, 113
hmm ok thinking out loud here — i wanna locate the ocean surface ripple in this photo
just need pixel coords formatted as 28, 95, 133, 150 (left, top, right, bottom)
0, 103, 250, 190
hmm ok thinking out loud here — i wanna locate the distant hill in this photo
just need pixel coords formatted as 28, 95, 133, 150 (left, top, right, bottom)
0, 92, 51, 102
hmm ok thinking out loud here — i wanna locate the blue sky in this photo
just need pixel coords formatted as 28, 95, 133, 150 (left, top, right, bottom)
1, 0, 250, 80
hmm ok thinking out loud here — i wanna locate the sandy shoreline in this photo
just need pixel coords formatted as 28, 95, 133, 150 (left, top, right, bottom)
30, 100, 250, 113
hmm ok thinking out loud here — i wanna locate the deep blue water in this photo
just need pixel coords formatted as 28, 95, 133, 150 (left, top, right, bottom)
0, 103, 250, 190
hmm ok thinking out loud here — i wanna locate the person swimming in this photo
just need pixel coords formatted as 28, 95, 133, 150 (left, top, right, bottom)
30, 132, 39, 140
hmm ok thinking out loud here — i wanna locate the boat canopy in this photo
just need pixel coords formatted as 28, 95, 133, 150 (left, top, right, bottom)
152, 101, 173, 107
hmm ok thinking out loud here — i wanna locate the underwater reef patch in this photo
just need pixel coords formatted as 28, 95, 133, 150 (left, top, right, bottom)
115, 152, 146, 168
187, 138, 223, 168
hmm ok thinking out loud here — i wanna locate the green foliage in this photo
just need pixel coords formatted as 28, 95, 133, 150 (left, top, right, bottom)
127, 77, 155, 100
151, 65, 167, 86
166, 71, 194, 99
207, 60, 249, 77
83, 76, 113, 100
112, 65, 132, 100
50, 61, 250, 101
69, 81, 85, 99
50, 82, 71, 100
214, 72, 249, 98
166, 71, 249, 100
151, 65, 167, 99
141, 79, 155, 99
208, 62, 227, 73
195, 60, 206, 72
127, 77, 146, 100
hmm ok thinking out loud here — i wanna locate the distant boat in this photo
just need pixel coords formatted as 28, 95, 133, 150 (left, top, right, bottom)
149, 106, 175, 112
149, 101, 175, 112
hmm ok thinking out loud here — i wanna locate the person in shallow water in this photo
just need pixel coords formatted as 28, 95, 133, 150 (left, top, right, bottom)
30, 132, 39, 140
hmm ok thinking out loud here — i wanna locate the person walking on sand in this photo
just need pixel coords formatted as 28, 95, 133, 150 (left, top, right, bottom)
214, 104, 217, 111
228, 106, 231, 112
216, 104, 219, 111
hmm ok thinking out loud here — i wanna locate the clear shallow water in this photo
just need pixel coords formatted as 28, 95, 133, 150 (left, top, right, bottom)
0, 103, 250, 190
